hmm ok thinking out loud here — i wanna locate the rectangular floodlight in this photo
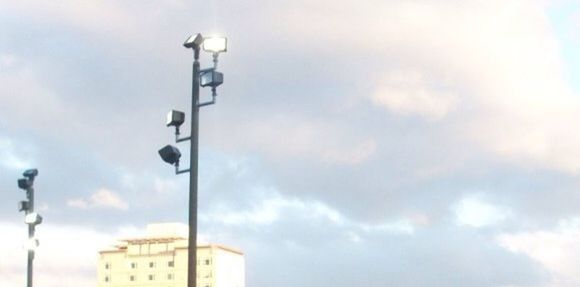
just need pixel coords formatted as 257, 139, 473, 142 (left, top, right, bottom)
166, 110, 185, 127
25, 212, 42, 225
203, 37, 227, 53
200, 70, 224, 88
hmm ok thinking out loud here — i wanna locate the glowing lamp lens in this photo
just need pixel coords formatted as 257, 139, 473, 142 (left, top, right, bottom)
203, 37, 227, 53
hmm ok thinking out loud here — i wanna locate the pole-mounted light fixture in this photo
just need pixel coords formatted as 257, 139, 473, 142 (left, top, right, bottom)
24, 213, 43, 225
202, 36, 227, 54
166, 110, 185, 128
158, 33, 228, 287
17, 168, 41, 287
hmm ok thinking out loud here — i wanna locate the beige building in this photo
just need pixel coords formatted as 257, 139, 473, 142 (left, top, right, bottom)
98, 223, 245, 287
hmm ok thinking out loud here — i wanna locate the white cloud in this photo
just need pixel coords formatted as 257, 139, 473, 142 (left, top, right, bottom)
153, 176, 178, 194
360, 220, 415, 235
0, 55, 69, 132
234, 118, 378, 166
67, 188, 128, 210
372, 70, 458, 120
0, 0, 138, 37
497, 217, 580, 287
66, 198, 89, 209
0, 54, 16, 68
0, 138, 34, 170
323, 139, 377, 165
267, 0, 580, 173
453, 194, 511, 228
203, 189, 418, 238
91, 189, 128, 210
0, 221, 128, 287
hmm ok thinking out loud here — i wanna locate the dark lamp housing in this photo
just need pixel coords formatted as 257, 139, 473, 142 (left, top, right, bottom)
183, 34, 204, 49
159, 145, 182, 165
18, 178, 31, 190
23, 169, 38, 178
18, 201, 29, 212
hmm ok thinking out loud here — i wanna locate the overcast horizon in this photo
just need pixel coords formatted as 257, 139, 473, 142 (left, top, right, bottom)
2, 0, 580, 286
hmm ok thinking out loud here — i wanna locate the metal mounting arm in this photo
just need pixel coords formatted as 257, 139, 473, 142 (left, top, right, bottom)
198, 87, 217, 107
174, 127, 192, 143
174, 161, 191, 175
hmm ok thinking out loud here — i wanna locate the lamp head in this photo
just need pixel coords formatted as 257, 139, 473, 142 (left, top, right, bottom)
166, 110, 185, 127
25, 213, 43, 225
18, 178, 32, 190
202, 36, 227, 54
200, 70, 224, 88
18, 201, 30, 212
158, 145, 182, 165
23, 169, 38, 179
183, 34, 204, 49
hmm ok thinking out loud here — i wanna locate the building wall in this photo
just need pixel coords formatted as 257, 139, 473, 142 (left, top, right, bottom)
214, 248, 245, 287
98, 240, 243, 287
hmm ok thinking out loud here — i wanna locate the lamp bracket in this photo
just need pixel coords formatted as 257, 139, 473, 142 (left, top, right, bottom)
174, 160, 191, 175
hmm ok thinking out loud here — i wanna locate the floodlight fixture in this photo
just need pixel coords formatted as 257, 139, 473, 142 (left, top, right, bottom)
200, 70, 224, 88
18, 201, 30, 212
158, 145, 182, 165
18, 178, 32, 190
184, 34, 204, 49
24, 238, 39, 251
24, 213, 42, 225
166, 110, 186, 127
202, 36, 227, 54
23, 169, 38, 179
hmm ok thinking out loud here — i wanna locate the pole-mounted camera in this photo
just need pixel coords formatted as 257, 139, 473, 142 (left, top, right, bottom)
17, 168, 41, 287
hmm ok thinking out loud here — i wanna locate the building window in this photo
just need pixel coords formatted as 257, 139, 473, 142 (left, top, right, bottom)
168, 261, 174, 267
167, 273, 174, 280
205, 259, 211, 265
148, 274, 155, 281
129, 275, 135, 281
130, 262, 137, 269
105, 263, 110, 269
149, 262, 155, 268
104, 276, 109, 282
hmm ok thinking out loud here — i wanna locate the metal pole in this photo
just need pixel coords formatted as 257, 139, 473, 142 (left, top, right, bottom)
188, 47, 201, 287
26, 187, 34, 287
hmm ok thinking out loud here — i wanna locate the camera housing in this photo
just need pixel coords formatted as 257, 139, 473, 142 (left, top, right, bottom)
183, 34, 204, 49
23, 169, 38, 178
18, 178, 32, 190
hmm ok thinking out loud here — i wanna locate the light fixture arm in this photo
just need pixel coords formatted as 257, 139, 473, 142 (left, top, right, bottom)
212, 53, 219, 69
161, 34, 227, 287
197, 89, 217, 107
174, 127, 191, 143
174, 160, 191, 175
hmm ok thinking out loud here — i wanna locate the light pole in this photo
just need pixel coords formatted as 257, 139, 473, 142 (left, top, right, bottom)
17, 169, 42, 287
159, 33, 227, 287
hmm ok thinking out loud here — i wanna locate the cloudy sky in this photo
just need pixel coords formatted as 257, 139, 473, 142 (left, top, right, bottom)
2, 0, 580, 286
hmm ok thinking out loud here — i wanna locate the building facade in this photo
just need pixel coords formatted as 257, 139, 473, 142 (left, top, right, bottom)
98, 224, 244, 287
